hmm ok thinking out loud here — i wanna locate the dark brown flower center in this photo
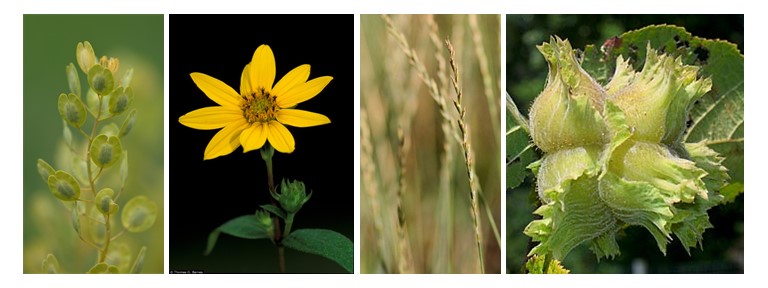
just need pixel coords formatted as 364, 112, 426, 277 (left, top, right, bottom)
241, 87, 278, 124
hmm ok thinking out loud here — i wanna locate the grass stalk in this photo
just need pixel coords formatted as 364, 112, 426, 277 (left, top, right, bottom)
447, 39, 485, 274
395, 126, 413, 273
469, 15, 499, 138
361, 111, 391, 272
427, 14, 456, 273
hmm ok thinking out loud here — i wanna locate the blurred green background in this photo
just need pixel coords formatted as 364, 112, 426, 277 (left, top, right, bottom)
23, 15, 164, 273
506, 15, 744, 273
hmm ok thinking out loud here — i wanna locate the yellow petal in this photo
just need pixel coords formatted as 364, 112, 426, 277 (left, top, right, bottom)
266, 121, 295, 153
240, 63, 252, 96
240, 122, 268, 153
249, 45, 276, 93
277, 109, 330, 127
190, 73, 241, 108
272, 64, 310, 97
179, 106, 243, 130
276, 76, 333, 108
203, 118, 249, 160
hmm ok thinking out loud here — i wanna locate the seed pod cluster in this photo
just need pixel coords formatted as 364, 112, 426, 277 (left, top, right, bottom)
524, 37, 727, 260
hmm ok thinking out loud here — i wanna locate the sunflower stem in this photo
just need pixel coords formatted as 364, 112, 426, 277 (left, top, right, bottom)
261, 145, 275, 193
284, 212, 295, 237
260, 144, 285, 273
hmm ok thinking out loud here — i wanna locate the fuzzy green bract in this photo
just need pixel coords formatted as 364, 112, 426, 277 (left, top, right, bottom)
523, 29, 741, 262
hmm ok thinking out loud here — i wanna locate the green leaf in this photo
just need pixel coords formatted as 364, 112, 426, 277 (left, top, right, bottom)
506, 114, 537, 189
720, 182, 744, 204
66, 63, 81, 97
87, 263, 108, 274
108, 86, 133, 115
121, 196, 158, 233
47, 170, 80, 201
90, 134, 123, 168
120, 109, 137, 138
41, 254, 61, 274
506, 95, 537, 190
129, 246, 147, 274
684, 40, 744, 184
58, 93, 86, 127
204, 215, 271, 256
282, 229, 353, 273
88, 65, 115, 96
260, 204, 286, 219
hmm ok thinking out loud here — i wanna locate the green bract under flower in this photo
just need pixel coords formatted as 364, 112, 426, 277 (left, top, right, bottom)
524, 37, 727, 261
272, 179, 312, 214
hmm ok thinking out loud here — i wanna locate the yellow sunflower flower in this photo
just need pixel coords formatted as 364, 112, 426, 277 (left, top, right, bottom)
179, 45, 332, 159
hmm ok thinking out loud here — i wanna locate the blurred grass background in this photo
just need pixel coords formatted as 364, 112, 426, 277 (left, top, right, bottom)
23, 15, 164, 273
506, 14, 744, 273
361, 14, 500, 273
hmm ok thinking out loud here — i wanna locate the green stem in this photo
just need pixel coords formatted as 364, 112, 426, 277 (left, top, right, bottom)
260, 144, 285, 273
284, 213, 295, 237
86, 94, 103, 194
543, 253, 552, 274
86, 94, 112, 263
261, 145, 275, 193
99, 213, 111, 263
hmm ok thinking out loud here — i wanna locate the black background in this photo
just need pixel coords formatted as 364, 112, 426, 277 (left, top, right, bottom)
169, 14, 353, 273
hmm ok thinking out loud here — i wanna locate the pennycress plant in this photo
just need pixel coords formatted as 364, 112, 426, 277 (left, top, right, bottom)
37, 41, 158, 274
178, 45, 352, 273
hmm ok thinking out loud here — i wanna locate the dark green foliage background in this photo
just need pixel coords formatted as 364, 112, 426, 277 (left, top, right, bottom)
506, 15, 744, 273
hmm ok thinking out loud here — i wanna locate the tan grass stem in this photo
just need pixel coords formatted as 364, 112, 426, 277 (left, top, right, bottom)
427, 14, 456, 273
395, 126, 414, 273
447, 39, 485, 274
469, 14, 499, 137
361, 110, 391, 272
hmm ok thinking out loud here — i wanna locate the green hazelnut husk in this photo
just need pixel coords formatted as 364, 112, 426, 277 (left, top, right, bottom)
529, 37, 608, 152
